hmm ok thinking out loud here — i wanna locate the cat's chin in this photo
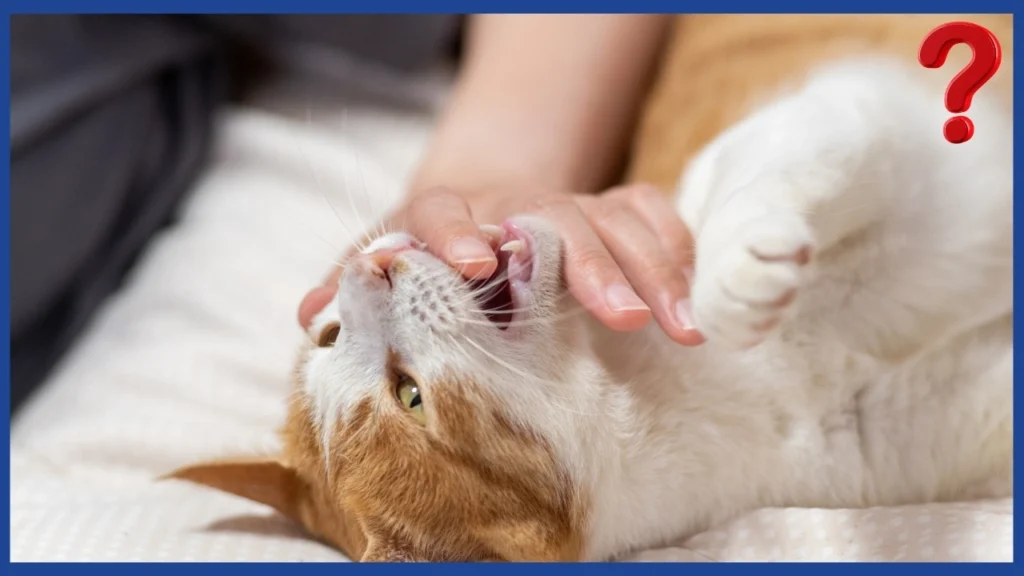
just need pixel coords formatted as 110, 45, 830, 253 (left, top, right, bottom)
470, 220, 539, 335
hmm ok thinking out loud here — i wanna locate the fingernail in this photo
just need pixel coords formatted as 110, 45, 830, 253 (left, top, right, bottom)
674, 298, 695, 330
479, 223, 503, 238
478, 224, 504, 248
449, 236, 495, 264
605, 284, 649, 312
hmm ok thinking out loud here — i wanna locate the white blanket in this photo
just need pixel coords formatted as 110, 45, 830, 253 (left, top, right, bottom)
10, 73, 1012, 563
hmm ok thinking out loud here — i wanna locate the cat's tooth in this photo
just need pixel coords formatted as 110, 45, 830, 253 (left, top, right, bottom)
500, 240, 523, 253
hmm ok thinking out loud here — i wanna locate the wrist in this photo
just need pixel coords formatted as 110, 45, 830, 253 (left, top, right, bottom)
408, 170, 572, 200
408, 107, 611, 198
407, 145, 597, 200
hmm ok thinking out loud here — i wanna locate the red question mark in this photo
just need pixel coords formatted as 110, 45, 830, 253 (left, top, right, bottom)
918, 21, 1002, 144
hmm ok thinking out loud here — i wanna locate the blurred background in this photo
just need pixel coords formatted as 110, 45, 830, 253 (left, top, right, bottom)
10, 14, 465, 414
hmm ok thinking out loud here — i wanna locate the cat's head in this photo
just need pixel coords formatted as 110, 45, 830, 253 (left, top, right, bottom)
168, 215, 606, 561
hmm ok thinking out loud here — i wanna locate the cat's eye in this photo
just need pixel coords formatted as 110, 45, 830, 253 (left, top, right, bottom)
317, 322, 340, 348
395, 372, 425, 424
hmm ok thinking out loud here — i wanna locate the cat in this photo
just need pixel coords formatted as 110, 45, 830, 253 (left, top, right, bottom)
166, 31, 1013, 563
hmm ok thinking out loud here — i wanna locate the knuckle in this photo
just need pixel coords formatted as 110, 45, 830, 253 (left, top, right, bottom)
667, 239, 694, 264
643, 260, 688, 289
624, 182, 664, 204
432, 218, 474, 240
422, 184, 458, 199
569, 246, 617, 277
525, 193, 578, 215
585, 199, 625, 227
405, 196, 432, 219
410, 187, 457, 211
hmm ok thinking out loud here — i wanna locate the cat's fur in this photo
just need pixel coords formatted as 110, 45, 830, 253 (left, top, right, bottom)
167, 15, 1013, 562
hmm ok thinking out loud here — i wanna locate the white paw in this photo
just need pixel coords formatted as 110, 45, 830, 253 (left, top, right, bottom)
692, 212, 815, 348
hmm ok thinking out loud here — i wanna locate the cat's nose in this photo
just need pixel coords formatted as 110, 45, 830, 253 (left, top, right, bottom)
353, 244, 416, 286
367, 248, 400, 271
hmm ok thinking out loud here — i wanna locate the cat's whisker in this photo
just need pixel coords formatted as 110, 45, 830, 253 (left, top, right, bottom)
454, 281, 513, 309
461, 276, 506, 297
462, 279, 513, 303
351, 141, 389, 242
307, 228, 345, 255
345, 113, 391, 242
456, 297, 570, 319
299, 107, 369, 254
458, 269, 534, 302
399, 209, 410, 237
447, 335, 589, 416
337, 108, 378, 252
455, 305, 589, 329
266, 221, 343, 262
454, 288, 575, 315
455, 335, 598, 416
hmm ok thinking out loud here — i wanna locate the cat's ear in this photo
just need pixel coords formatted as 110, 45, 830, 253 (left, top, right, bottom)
163, 456, 372, 560
161, 457, 308, 523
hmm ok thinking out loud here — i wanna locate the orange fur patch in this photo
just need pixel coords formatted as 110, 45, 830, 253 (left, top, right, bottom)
167, 345, 584, 561
627, 14, 1013, 190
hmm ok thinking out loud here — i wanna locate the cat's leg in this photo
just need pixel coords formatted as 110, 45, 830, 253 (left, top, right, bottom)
677, 57, 1012, 352
678, 59, 899, 348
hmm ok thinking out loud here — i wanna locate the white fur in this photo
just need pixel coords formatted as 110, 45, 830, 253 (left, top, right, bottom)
304, 56, 1013, 561
579, 57, 1012, 560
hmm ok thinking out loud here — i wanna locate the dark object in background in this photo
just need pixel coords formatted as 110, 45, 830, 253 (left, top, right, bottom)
10, 15, 227, 415
9, 14, 463, 415
196, 15, 462, 74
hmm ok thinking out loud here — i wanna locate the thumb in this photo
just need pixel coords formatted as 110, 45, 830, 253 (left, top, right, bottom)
405, 188, 498, 280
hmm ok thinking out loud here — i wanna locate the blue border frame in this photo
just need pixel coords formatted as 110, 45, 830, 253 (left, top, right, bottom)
2, 4, 1018, 569
3, 2, 1023, 13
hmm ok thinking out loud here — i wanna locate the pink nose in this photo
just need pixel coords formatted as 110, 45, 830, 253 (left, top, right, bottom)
367, 248, 401, 271
355, 244, 416, 284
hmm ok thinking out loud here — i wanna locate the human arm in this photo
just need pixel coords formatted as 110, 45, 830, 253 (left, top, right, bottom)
299, 14, 703, 345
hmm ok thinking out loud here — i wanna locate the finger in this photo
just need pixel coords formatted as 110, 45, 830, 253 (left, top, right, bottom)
298, 286, 338, 329
527, 195, 653, 332
405, 188, 497, 280
578, 196, 705, 346
296, 192, 502, 330
297, 231, 372, 329
613, 183, 695, 269
478, 223, 505, 249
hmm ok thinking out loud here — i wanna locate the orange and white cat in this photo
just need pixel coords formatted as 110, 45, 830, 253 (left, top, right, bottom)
168, 19, 1013, 562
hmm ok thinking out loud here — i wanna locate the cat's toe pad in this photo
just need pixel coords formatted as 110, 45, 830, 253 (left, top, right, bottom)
693, 216, 814, 348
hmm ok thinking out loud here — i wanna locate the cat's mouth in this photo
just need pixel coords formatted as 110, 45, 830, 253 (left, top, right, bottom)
469, 222, 536, 331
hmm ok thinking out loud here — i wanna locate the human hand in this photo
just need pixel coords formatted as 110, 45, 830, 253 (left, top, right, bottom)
296, 186, 507, 330
297, 183, 704, 346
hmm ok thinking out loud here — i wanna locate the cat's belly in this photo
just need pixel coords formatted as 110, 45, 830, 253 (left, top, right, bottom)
581, 316, 1011, 561
771, 314, 1013, 509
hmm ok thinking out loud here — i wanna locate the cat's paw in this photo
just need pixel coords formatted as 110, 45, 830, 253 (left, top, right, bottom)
692, 211, 815, 348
